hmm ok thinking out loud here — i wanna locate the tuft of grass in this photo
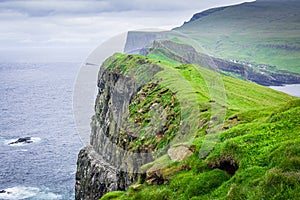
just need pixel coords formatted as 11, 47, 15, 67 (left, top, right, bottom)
252, 168, 300, 200
100, 191, 126, 200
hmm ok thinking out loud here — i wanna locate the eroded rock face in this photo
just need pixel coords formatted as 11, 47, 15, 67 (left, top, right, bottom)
75, 146, 118, 200
75, 60, 162, 199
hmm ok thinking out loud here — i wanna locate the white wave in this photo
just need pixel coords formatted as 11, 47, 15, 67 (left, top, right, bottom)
10, 149, 29, 152
4, 137, 41, 146
0, 186, 62, 200
30, 137, 41, 143
69, 171, 76, 175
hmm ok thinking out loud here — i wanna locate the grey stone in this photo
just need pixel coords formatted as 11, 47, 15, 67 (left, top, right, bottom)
168, 145, 193, 162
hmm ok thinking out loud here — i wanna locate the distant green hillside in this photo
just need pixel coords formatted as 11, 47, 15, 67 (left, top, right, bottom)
99, 53, 299, 200
175, 0, 300, 74
143, 39, 300, 86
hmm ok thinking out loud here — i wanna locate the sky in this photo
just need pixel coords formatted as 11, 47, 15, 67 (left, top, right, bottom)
0, 0, 254, 63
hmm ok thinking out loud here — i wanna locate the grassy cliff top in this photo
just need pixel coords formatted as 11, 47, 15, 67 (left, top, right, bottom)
102, 53, 295, 111
99, 53, 299, 199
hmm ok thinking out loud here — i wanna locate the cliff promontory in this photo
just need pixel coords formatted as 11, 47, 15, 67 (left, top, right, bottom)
76, 52, 300, 199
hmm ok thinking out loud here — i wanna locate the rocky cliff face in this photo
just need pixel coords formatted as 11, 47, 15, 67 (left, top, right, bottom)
76, 146, 118, 199
75, 55, 163, 200
124, 31, 166, 54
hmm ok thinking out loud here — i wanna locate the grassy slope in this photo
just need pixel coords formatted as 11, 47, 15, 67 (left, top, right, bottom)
174, 1, 300, 74
100, 53, 299, 200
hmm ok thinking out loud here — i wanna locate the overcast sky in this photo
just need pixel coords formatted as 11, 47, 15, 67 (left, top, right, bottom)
0, 0, 254, 63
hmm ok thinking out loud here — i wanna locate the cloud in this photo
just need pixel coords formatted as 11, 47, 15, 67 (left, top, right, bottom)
0, 1, 110, 16
0, 0, 254, 62
0, 0, 254, 16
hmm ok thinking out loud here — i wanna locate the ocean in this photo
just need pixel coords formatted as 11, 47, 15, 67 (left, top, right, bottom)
0, 63, 83, 199
269, 84, 300, 98
0, 62, 299, 200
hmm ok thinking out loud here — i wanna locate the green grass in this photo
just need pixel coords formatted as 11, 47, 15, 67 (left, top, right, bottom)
100, 52, 299, 199
101, 99, 300, 200
95, 2, 300, 198
220, 70, 246, 81
174, 1, 300, 74
101, 191, 126, 200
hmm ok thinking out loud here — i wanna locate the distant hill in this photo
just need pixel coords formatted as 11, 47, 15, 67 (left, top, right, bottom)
123, 0, 300, 85
143, 39, 300, 86
175, 0, 300, 74
182, 7, 228, 25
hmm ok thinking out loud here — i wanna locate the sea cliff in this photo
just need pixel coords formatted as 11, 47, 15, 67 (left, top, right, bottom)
76, 52, 300, 199
75, 54, 163, 199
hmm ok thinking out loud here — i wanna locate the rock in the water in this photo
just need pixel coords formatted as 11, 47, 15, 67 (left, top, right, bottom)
9, 137, 32, 145
168, 145, 193, 162
0, 190, 10, 194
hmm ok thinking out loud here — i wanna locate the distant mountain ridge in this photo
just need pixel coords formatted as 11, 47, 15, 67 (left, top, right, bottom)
123, 0, 300, 85
182, 6, 228, 26
176, 0, 300, 74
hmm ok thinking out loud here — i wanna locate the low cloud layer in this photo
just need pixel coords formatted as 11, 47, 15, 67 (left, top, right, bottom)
0, 0, 253, 62
0, 0, 254, 15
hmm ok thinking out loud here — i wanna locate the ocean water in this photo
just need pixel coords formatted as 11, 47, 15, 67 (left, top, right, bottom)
269, 84, 300, 98
0, 63, 83, 199
1, 62, 298, 200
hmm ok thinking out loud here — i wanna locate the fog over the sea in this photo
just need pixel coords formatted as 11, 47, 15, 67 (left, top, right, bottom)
0, 0, 254, 62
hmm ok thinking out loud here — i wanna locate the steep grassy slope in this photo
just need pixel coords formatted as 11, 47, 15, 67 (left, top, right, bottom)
99, 53, 299, 199
175, 0, 300, 74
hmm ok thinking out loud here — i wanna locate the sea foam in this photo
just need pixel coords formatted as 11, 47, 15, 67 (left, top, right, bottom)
0, 186, 62, 200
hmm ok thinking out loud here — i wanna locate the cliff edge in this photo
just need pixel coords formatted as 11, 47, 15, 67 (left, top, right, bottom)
76, 52, 300, 199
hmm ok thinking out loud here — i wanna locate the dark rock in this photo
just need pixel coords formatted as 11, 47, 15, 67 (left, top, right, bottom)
75, 146, 118, 200
9, 137, 32, 145
0, 190, 11, 194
